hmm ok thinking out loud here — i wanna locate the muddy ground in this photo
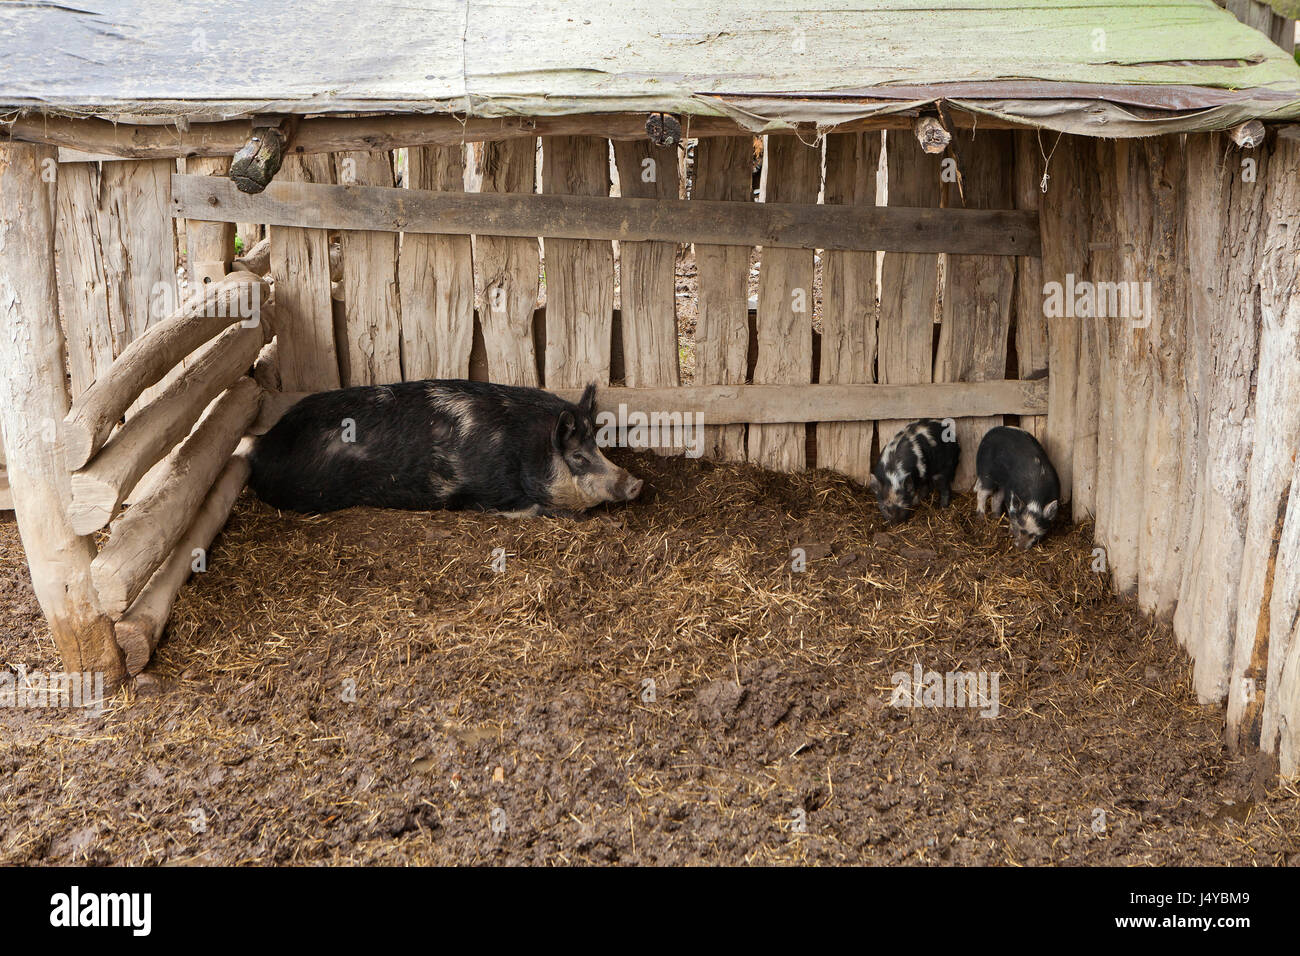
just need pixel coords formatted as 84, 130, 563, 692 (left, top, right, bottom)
1, 452, 1297, 865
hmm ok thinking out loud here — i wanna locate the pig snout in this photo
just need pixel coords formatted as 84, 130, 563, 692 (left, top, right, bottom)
617, 471, 644, 502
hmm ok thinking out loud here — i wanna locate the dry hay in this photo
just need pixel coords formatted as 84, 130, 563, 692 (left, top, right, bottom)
1, 451, 1298, 865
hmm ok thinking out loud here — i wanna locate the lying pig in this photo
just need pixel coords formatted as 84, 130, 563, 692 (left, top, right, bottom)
249, 380, 642, 516
974, 426, 1060, 550
870, 419, 960, 525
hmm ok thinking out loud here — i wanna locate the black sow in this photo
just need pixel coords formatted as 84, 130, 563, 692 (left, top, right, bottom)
870, 419, 960, 524
974, 425, 1060, 550
249, 380, 642, 515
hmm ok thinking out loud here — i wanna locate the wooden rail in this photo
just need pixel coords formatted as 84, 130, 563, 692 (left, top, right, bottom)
173, 174, 1041, 257
6, 111, 1023, 161
257, 379, 1049, 433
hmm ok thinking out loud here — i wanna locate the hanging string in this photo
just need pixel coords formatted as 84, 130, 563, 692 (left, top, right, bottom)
1040, 128, 1060, 195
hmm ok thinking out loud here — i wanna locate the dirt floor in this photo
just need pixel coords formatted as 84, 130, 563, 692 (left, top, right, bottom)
1, 451, 1298, 865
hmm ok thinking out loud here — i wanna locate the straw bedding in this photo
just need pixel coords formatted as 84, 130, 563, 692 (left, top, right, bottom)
1, 451, 1297, 864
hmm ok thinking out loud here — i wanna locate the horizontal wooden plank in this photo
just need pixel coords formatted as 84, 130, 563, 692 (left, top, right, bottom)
7, 111, 1022, 160
174, 174, 1039, 257
259, 378, 1047, 432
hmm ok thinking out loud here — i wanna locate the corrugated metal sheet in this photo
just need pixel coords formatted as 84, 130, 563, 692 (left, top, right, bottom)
1, 0, 1298, 135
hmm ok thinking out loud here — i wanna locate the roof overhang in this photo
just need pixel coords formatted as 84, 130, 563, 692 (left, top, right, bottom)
2, 0, 1298, 138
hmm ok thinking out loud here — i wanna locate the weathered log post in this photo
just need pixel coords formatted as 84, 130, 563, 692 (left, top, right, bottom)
1227, 134, 1300, 750
748, 135, 819, 473
0, 142, 126, 687
935, 130, 1016, 492
269, 155, 340, 392
333, 150, 401, 385
877, 131, 942, 452
1035, 136, 1089, 512
475, 140, 542, 386
691, 136, 752, 462
1089, 139, 1120, 555
1103, 139, 1155, 596
1012, 132, 1049, 445
817, 131, 880, 484
1175, 131, 1271, 702
541, 136, 615, 388
1129, 136, 1190, 619
400, 145, 474, 379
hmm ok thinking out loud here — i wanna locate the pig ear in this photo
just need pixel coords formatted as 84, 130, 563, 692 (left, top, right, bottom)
579, 383, 598, 418
1043, 499, 1059, 522
553, 410, 579, 453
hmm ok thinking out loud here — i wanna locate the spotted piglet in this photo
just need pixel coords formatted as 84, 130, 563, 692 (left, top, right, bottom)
974, 425, 1060, 550
869, 419, 960, 525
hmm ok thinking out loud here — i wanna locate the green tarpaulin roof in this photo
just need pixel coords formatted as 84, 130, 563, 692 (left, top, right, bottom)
1, 0, 1298, 136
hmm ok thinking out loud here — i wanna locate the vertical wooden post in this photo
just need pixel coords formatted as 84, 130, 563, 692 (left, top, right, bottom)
1265, 488, 1300, 777
1071, 139, 1102, 521
400, 144, 475, 380
183, 156, 237, 290
1175, 131, 1268, 701
748, 135, 819, 473
56, 158, 177, 408
612, 141, 681, 390
1038, 138, 1092, 511
1227, 134, 1300, 746
935, 130, 1016, 492
334, 150, 401, 385
691, 137, 752, 462
1012, 132, 1048, 445
1089, 138, 1119, 555
613, 140, 681, 453
1252, 138, 1300, 776
0, 142, 126, 687
877, 132, 942, 451
54, 161, 114, 398
269, 154, 340, 392
99, 159, 179, 405
1131, 136, 1190, 619
1101, 140, 1147, 596
818, 132, 879, 485
541, 136, 614, 388
476, 139, 542, 386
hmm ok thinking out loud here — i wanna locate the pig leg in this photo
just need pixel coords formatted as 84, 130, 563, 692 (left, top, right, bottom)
975, 477, 991, 515
935, 473, 952, 508
990, 488, 1006, 516
497, 505, 544, 519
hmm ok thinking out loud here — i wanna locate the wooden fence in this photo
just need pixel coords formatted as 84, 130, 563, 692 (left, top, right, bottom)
168, 130, 1043, 486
